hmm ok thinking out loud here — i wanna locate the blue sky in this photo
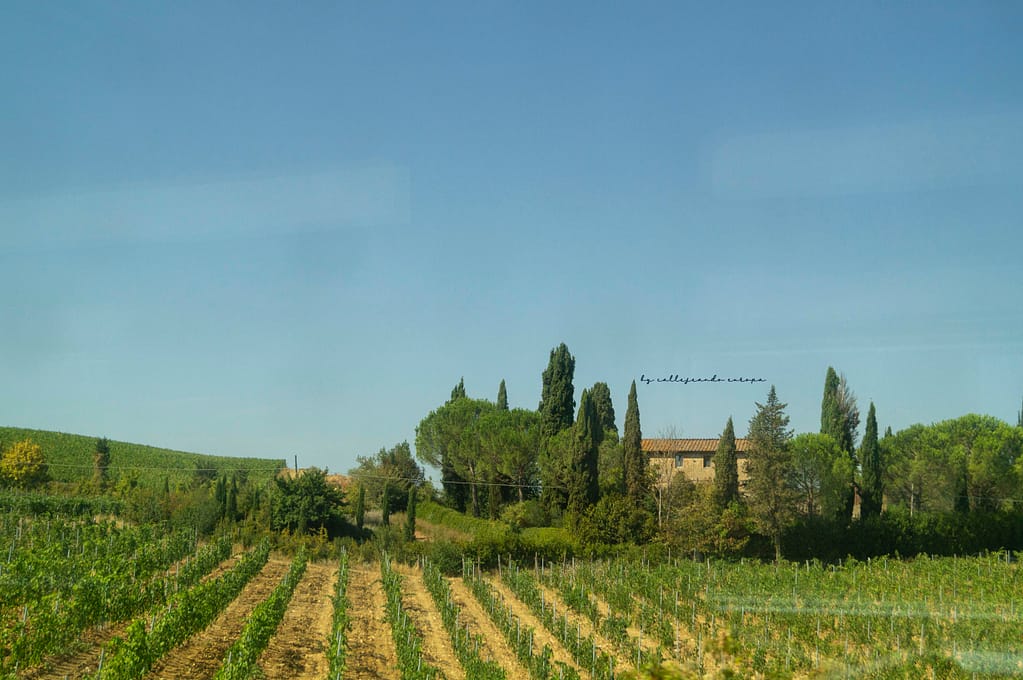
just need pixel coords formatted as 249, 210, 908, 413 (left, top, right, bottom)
2, 3, 1022, 478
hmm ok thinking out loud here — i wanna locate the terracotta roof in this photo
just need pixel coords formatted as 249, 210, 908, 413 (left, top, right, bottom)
642, 438, 750, 454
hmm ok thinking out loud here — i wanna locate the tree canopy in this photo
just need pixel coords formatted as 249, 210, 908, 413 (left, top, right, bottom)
622, 380, 647, 504
1, 439, 49, 489
746, 386, 796, 562
497, 379, 508, 410
788, 432, 850, 519
270, 468, 347, 535
538, 343, 576, 441
589, 382, 617, 435
820, 367, 859, 520
858, 402, 883, 519
712, 417, 740, 509
348, 441, 424, 513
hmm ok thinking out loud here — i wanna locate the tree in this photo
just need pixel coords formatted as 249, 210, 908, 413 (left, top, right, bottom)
416, 400, 471, 511
354, 484, 366, 530
820, 367, 860, 520
567, 388, 600, 520
858, 402, 883, 519
712, 417, 740, 509
622, 380, 648, 504
538, 343, 576, 441
215, 475, 228, 518
597, 431, 624, 497
404, 485, 418, 541
788, 433, 850, 518
650, 425, 681, 529
480, 408, 541, 503
1018, 396, 1022, 428
1, 439, 49, 488
590, 382, 617, 435
497, 379, 508, 410
450, 377, 466, 402
417, 398, 499, 516
381, 483, 392, 526
93, 437, 111, 488
226, 476, 239, 520
349, 441, 424, 513
538, 427, 575, 516
746, 386, 796, 562
270, 468, 347, 535
882, 415, 1021, 515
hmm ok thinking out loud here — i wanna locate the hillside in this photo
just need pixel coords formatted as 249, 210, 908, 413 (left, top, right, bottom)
0, 426, 285, 489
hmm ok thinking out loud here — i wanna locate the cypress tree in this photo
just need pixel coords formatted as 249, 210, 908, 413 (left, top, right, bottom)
858, 402, 883, 519
497, 380, 508, 410
538, 343, 576, 441
1018, 396, 1023, 428
820, 367, 841, 439
215, 475, 228, 518
404, 486, 417, 542
226, 477, 238, 520
450, 377, 467, 402
381, 483, 392, 526
567, 389, 600, 518
437, 379, 471, 511
622, 380, 646, 502
589, 382, 617, 435
93, 437, 111, 489
820, 367, 859, 521
713, 416, 740, 509
354, 484, 366, 530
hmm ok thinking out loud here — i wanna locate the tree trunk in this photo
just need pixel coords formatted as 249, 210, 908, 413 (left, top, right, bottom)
470, 481, 480, 517
774, 534, 782, 564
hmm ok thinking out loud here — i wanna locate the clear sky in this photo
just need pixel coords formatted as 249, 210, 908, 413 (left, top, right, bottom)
3, 3, 1022, 478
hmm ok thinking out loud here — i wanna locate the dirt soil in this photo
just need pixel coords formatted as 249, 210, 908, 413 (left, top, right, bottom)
20, 550, 241, 680
393, 564, 465, 680
19, 621, 129, 680
535, 580, 631, 672
257, 561, 338, 680
586, 586, 665, 663
144, 557, 292, 680
446, 576, 529, 678
485, 574, 589, 680
344, 564, 400, 680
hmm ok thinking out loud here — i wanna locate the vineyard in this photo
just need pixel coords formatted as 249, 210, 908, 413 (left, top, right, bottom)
0, 427, 284, 489
1, 514, 1021, 678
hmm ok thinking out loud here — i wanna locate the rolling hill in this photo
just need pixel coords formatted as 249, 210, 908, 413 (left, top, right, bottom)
0, 426, 285, 489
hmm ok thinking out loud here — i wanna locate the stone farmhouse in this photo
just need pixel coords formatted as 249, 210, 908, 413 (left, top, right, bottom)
643, 437, 751, 486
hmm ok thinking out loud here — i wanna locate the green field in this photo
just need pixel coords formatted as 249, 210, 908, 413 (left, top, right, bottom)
0, 426, 285, 489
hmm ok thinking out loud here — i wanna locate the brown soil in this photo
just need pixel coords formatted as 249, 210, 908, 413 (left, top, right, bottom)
446, 576, 528, 678
344, 564, 400, 680
535, 581, 631, 672
144, 557, 292, 680
20, 551, 240, 680
485, 575, 589, 680
257, 561, 337, 680
198, 545, 247, 583
393, 564, 465, 680
19, 621, 129, 680
588, 587, 666, 663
